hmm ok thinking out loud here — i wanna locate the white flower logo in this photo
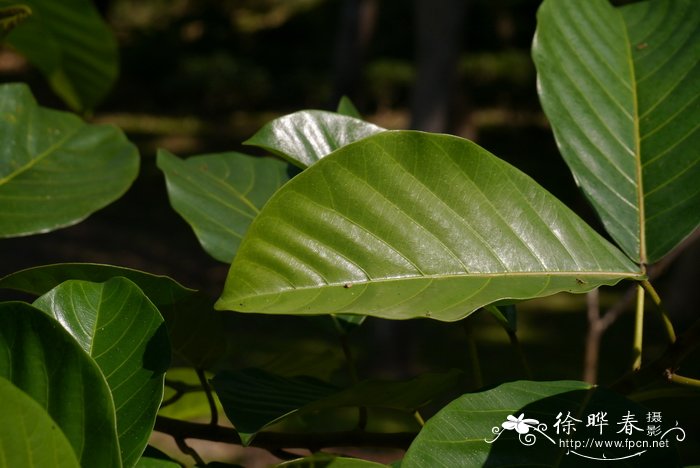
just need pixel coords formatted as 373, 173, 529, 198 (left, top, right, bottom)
502, 413, 540, 434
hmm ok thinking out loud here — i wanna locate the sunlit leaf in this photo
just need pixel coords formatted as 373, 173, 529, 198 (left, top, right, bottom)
244, 110, 384, 168
532, 0, 700, 263
0, 83, 139, 237
33, 278, 170, 468
0, 302, 121, 467
157, 149, 292, 263
0, 376, 80, 468
0, 0, 118, 110
217, 131, 643, 321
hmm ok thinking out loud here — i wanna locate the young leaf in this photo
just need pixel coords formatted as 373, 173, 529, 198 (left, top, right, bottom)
402, 380, 680, 467
33, 277, 171, 468
0, 376, 80, 468
0, 302, 121, 468
0, 262, 195, 306
217, 131, 643, 321
157, 150, 292, 263
0, 83, 139, 238
244, 110, 385, 169
532, 0, 699, 264
0, 0, 118, 110
212, 368, 462, 445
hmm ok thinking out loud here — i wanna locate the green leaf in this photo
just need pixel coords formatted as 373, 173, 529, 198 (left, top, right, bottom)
0, 83, 139, 237
403, 380, 681, 467
0, 4, 31, 40
217, 131, 643, 321
0, 302, 121, 468
0, 376, 80, 468
278, 453, 389, 468
160, 292, 227, 368
0, 262, 195, 306
157, 149, 292, 263
33, 277, 171, 468
532, 0, 700, 263
159, 368, 222, 421
244, 110, 385, 169
212, 368, 462, 445
337, 96, 362, 119
0, 0, 118, 110
134, 458, 181, 468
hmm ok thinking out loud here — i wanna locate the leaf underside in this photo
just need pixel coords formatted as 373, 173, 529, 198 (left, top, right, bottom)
533, 0, 699, 264
217, 131, 642, 321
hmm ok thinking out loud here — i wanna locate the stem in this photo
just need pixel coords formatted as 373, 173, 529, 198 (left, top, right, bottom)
413, 410, 425, 427
641, 280, 676, 343
583, 289, 601, 383
195, 368, 218, 426
506, 330, 533, 380
154, 416, 417, 449
632, 284, 645, 371
667, 373, 700, 389
462, 321, 483, 389
174, 436, 205, 466
339, 332, 367, 430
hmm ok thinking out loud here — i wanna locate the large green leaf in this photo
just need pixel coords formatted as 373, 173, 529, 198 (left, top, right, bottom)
532, 0, 699, 264
0, 376, 80, 468
244, 110, 385, 169
212, 368, 462, 445
0, 83, 139, 237
217, 131, 643, 321
0, 302, 121, 467
0, 262, 194, 306
278, 454, 389, 468
157, 149, 292, 263
403, 380, 682, 467
33, 278, 170, 468
1, 0, 118, 110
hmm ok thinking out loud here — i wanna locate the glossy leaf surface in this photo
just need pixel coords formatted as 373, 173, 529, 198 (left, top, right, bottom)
0, 84, 139, 237
244, 110, 384, 168
402, 380, 680, 467
278, 454, 389, 468
157, 149, 291, 262
212, 368, 462, 445
532, 0, 700, 263
0, 0, 118, 110
0, 302, 121, 468
33, 278, 170, 468
0, 262, 194, 306
0, 376, 80, 468
218, 131, 642, 321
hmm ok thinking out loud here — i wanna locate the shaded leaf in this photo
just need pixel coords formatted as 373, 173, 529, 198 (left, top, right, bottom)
1, 0, 118, 110
532, 0, 700, 263
0, 302, 121, 467
0, 4, 31, 39
159, 368, 222, 421
244, 110, 385, 169
0, 376, 80, 468
160, 292, 227, 368
0, 262, 194, 306
157, 149, 291, 263
217, 131, 643, 321
33, 277, 171, 468
403, 380, 681, 467
0, 83, 139, 237
212, 368, 462, 445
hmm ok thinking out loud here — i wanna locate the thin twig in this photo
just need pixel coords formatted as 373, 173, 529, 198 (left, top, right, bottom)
154, 416, 417, 449
667, 373, 700, 389
174, 436, 205, 466
338, 332, 367, 430
641, 280, 676, 343
195, 368, 218, 426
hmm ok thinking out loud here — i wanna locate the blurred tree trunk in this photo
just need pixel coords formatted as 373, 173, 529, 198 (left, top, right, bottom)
410, 0, 466, 133
330, 0, 378, 109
